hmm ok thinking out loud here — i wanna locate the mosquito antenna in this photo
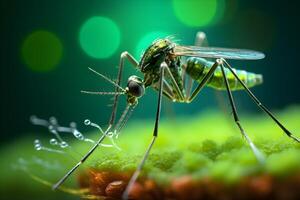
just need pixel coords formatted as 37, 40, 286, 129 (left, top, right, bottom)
80, 91, 125, 95
88, 67, 125, 92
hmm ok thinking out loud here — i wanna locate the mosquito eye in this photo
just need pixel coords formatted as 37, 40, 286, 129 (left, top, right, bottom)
127, 81, 144, 97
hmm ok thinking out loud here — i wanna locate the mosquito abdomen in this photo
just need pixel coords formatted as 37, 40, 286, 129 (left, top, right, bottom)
185, 57, 263, 91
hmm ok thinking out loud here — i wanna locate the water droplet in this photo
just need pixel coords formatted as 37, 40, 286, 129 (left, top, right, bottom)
49, 138, 58, 145
84, 119, 91, 125
73, 130, 84, 140
34, 140, 42, 150
34, 144, 42, 151
107, 131, 114, 138
60, 141, 68, 148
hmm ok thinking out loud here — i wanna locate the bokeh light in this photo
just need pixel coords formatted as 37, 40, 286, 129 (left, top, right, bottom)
79, 16, 121, 59
135, 31, 169, 59
21, 30, 63, 72
172, 0, 219, 27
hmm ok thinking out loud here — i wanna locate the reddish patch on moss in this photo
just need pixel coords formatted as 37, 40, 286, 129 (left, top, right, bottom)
79, 169, 300, 200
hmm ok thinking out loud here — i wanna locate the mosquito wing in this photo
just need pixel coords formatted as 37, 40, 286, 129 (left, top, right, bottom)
174, 45, 265, 60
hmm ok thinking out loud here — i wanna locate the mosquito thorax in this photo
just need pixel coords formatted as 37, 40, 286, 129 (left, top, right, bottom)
139, 38, 177, 87
139, 39, 175, 73
125, 75, 145, 105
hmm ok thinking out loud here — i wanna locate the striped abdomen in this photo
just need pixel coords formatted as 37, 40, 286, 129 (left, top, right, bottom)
185, 57, 263, 91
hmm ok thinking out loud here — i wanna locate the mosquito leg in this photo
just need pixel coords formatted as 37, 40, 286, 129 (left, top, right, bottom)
109, 52, 139, 126
220, 63, 265, 164
122, 62, 166, 200
193, 32, 233, 130
162, 79, 176, 100
84, 52, 138, 126
222, 58, 300, 143
183, 65, 194, 100
53, 52, 138, 190
193, 31, 227, 107
164, 65, 185, 101
187, 59, 222, 102
183, 31, 208, 100
52, 125, 112, 190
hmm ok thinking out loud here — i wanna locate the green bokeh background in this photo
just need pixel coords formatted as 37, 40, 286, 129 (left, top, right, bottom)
1, 0, 300, 199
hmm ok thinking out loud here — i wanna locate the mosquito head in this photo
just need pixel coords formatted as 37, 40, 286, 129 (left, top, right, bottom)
139, 38, 175, 73
125, 75, 145, 105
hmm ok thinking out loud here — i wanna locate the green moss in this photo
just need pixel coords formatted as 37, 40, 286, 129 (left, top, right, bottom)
265, 148, 300, 177
89, 107, 300, 183
148, 150, 182, 171
86, 105, 300, 185
209, 160, 243, 183
189, 139, 220, 160
1, 105, 300, 198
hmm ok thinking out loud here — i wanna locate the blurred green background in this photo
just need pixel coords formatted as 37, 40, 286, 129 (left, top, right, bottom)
1, 0, 300, 145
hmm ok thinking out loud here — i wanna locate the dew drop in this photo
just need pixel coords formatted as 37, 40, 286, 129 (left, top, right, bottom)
34, 140, 42, 150
60, 141, 68, 148
84, 119, 91, 125
34, 144, 42, 151
107, 131, 114, 138
73, 130, 84, 140
49, 138, 58, 145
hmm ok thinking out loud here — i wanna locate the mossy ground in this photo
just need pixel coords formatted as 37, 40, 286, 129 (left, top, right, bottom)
1, 106, 300, 199
87, 105, 300, 185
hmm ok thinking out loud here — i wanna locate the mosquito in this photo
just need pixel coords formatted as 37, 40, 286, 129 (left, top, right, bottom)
52, 32, 300, 199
